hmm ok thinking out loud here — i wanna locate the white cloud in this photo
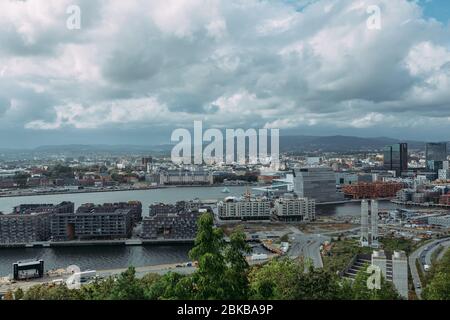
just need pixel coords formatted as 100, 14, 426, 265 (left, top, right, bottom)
0, 0, 449, 142
405, 41, 450, 76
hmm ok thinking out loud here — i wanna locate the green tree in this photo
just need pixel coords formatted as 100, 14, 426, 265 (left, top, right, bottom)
224, 227, 251, 300
13, 173, 30, 188
144, 272, 188, 300
190, 213, 224, 260
189, 213, 228, 299
249, 258, 300, 299
80, 276, 116, 300
249, 257, 346, 300
423, 249, 450, 300
14, 288, 24, 300
296, 266, 344, 300
109, 267, 145, 300
23, 284, 80, 300
422, 272, 450, 300
45, 164, 74, 180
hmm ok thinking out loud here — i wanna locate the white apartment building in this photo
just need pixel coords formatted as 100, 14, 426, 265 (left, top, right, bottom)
217, 197, 271, 220
159, 170, 213, 185
273, 197, 315, 222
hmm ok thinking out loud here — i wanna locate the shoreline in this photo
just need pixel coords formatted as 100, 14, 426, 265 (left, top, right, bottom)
0, 183, 254, 199
0, 238, 195, 249
391, 199, 450, 209
0, 254, 277, 293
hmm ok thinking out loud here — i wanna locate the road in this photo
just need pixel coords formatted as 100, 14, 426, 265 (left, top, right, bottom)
425, 239, 450, 266
409, 237, 450, 299
287, 227, 330, 268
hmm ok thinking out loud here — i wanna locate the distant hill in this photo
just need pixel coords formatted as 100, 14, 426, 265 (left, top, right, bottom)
279, 135, 427, 152
33, 144, 167, 153
0, 135, 440, 157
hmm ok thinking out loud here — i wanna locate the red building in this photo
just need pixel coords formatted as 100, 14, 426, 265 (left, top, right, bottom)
343, 182, 404, 199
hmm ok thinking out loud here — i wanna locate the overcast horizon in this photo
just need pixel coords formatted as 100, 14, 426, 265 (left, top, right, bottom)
1, 0, 450, 148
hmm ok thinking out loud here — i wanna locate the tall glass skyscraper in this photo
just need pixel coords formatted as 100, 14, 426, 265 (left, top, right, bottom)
383, 143, 408, 176
426, 142, 447, 171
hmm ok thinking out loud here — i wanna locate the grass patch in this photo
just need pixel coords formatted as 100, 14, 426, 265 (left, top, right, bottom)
379, 237, 415, 255
415, 258, 426, 286
430, 245, 444, 265
322, 239, 372, 274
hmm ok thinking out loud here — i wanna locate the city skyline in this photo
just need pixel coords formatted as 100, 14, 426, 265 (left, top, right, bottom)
0, 0, 450, 148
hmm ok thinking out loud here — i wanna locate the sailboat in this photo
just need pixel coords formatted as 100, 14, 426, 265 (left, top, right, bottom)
221, 187, 230, 193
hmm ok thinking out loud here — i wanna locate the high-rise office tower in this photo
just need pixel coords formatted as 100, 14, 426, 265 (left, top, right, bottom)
426, 142, 447, 172
360, 200, 369, 247
293, 167, 344, 203
371, 200, 379, 248
141, 156, 153, 167
383, 143, 408, 176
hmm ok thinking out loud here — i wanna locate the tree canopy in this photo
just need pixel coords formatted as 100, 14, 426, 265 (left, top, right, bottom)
13, 213, 405, 300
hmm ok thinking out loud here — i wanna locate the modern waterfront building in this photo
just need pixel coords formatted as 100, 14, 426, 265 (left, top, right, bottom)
159, 169, 213, 185
149, 203, 179, 216
0, 212, 50, 244
149, 200, 209, 217
77, 201, 142, 224
293, 167, 344, 203
141, 211, 201, 240
383, 143, 408, 176
50, 209, 133, 241
252, 172, 294, 195
12, 202, 74, 215
217, 197, 271, 220
273, 197, 315, 222
426, 142, 447, 172
336, 172, 359, 186
0, 202, 75, 244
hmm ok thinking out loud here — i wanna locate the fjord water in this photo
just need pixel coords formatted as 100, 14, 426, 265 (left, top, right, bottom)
0, 186, 399, 276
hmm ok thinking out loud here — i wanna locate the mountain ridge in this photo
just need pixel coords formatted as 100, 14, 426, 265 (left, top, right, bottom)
0, 135, 438, 154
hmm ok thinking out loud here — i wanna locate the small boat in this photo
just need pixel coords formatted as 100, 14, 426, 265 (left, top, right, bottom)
221, 187, 230, 193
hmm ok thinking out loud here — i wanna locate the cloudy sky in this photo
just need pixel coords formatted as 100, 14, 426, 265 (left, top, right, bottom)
0, 0, 449, 148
